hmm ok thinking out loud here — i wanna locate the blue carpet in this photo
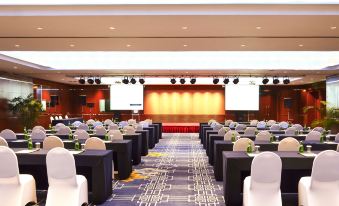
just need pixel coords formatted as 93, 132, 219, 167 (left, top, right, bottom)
99, 133, 224, 206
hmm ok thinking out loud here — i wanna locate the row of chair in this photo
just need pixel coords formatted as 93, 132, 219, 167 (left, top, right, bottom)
243, 150, 339, 206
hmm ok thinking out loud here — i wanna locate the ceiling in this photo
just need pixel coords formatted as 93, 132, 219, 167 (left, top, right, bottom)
0, 4, 338, 85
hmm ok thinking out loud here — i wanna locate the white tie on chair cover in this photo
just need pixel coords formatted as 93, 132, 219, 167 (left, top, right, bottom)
94, 125, 107, 136
43, 136, 64, 150
305, 131, 321, 141
0, 146, 37, 206
278, 137, 300, 152
46, 147, 88, 206
255, 131, 271, 142
0, 129, 17, 140
244, 127, 256, 136
243, 152, 282, 206
298, 150, 339, 206
224, 130, 240, 141
233, 138, 255, 151
285, 127, 297, 135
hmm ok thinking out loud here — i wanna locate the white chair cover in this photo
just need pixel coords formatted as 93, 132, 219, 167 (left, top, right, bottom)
31, 129, 47, 140
256, 121, 267, 129
255, 131, 271, 142
270, 124, 281, 131
94, 126, 107, 136
119, 121, 129, 128
85, 137, 106, 150
104, 119, 114, 126
43, 136, 64, 150
0, 136, 8, 147
218, 127, 230, 136
107, 130, 123, 140
267, 120, 276, 127
278, 137, 300, 151
243, 152, 282, 206
279, 121, 289, 130
292, 124, 303, 131
244, 127, 256, 136
0, 129, 16, 140
224, 130, 240, 141
32, 126, 46, 133
124, 125, 136, 134
86, 119, 96, 125
305, 131, 321, 141
224, 119, 233, 127
213, 123, 223, 131
56, 126, 72, 136
145, 119, 153, 124
93, 121, 103, 127
235, 124, 247, 131
312, 127, 324, 133
46, 147, 88, 206
73, 129, 90, 140
285, 127, 297, 135
298, 150, 339, 206
55, 123, 65, 131
233, 138, 255, 151
128, 119, 137, 125
335, 133, 339, 142
0, 146, 37, 205
77, 123, 89, 131
250, 120, 259, 126
72, 121, 82, 128
140, 121, 149, 128
136, 124, 143, 131
109, 124, 119, 130
229, 122, 238, 129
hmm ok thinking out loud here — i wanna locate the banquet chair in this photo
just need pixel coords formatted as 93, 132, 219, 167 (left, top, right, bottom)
279, 121, 289, 130
244, 127, 256, 136
0, 146, 37, 206
270, 124, 281, 131
136, 124, 143, 131
235, 124, 247, 131
255, 131, 271, 142
210, 121, 218, 128
140, 121, 149, 128
292, 124, 303, 131
337, 144, 339, 152
56, 126, 72, 136
0, 129, 17, 140
256, 121, 267, 129
305, 131, 321, 141
0, 136, 8, 147
145, 119, 153, 124
107, 130, 123, 140
86, 119, 95, 126
285, 127, 297, 135
109, 124, 119, 130
50, 116, 54, 122
124, 125, 136, 134
32, 125, 46, 133
85, 137, 106, 150
243, 152, 282, 206
104, 119, 113, 126
224, 130, 240, 141
267, 120, 277, 127
46, 147, 88, 206
298, 150, 339, 206
229, 122, 239, 129
73, 129, 90, 140
128, 119, 137, 125
43, 136, 64, 150
250, 120, 259, 126
94, 125, 107, 136
119, 121, 129, 128
72, 121, 82, 128
335, 133, 339, 142
77, 123, 89, 131
31, 129, 47, 140
218, 127, 230, 136
312, 127, 324, 133
213, 123, 223, 131
224, 119, 233, 127
278, 137, 300, 151
55, 123, 65, 131
233, 138, 255, 151
93, 121, 103, 127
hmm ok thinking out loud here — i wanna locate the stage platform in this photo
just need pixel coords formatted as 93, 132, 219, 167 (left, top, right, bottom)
162, 123, 200, 133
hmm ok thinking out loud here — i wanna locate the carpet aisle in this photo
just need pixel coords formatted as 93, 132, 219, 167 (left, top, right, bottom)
101, 133, 224, 206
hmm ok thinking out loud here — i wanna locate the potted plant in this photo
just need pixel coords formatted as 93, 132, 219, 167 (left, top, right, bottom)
8, 94, 43, 129
303, 101, 339, 133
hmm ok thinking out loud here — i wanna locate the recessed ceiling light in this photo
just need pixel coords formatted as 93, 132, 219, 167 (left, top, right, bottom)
256, 26, 262, 30
126, 44, 131, 47
241, 44, 246, 47
61, 79, 65, 80
182, 26, 188, 30
183, 44, 188, 47
299, 44, 304, 47
13, 66, 18, 69
14, 44, 20, 48
330, 26, 337, 30
109, 26, 116, 30
36, 27, 43, 30
69, 44, 75, 47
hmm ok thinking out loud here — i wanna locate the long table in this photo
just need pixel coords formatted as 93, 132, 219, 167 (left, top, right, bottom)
143, 127, 156, 149
149, 124, 160, 143
136, 130, 149, 156
13, 148, 112, 204
222, 151, 324, 206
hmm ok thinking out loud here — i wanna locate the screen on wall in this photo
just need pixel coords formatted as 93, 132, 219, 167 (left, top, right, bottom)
326, 76, 339, 108
225, 85, 259, 111
110, 84, 144, 110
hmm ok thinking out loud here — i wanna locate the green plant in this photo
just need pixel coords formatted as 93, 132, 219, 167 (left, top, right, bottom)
303, 101, 339, 130
8, 94, 43, 129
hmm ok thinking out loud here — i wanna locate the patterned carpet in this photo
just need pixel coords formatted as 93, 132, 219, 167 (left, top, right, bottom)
100, 133, 224, 206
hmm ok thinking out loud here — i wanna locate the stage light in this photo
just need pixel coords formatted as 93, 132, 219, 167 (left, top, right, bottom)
213, 77, 219, 84
273, 76, 280, 84
170, 78, 176, 84
87, 77, 94, 84
139, 77, 145, 84
122, 77, 129, 84
223, 77, 229, 84
233, 77, 239, 84
190, 77, 196, 84
78, 77, 85, 84
180, 77, 186, 84
130, 77, 137, 84
262, 77, 269, 85
95, 77, 101, 84
283, 77, 290, 84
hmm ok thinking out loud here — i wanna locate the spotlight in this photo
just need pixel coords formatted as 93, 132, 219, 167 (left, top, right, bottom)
130, 77, 137, 84
283, 77, 290, 84
87, 77, 94, 84
139, 77, 145, 84
233, 77, 239, 84
213, 77, 219, 84
262, 77, 269, 85
190, 77, 196, 84
170, 78, 176, 84
78, 77, 85, 84
273, 76, 280, 85
95, 77, 101, 84
223, 77, 229, 84
180, 77, 186, 84
122, 77, 129, 84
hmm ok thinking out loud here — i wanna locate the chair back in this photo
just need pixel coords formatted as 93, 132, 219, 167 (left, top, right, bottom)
305, 131, 321, 141
85, 137, 106, 150
255, 131, 271, 141
244, 127, 256, 136
136, 124, 143, 131
233, 138, 254, 151
0, 146, 19, 184
292, 124, 303, 131
93, 121, 103, 127
109, 124, 119, 130
43, 136, 64, 150
72, 121, 82, 127
107, 130, 123, 140
0, 136, 8, 147
0, 129, 16, 140
279, 121, 289, 130
285, 127, 296, 135
33, 126, 46, 133
312, 127, 324, 133
46, 148, 77, 186
56, 126, 71, 136
267, 120, 276, 127
145, 119, 153, 124
224, 130, 240, 141
218, 127, 230, 136
86, 119, 95, 126
104, 119, 113, 126
55, 123, 65, 131
124, 125, 136, 134
335, 133, 339, 142
270, 124, 280, 131
250, 120, 258, 126
278, 137, 300, 151
128, 119, 137, 125
257, 121, 267, 129
213, 123, 223, 131
31, 129, 47, 140
94, 125, 106, 135
229, 122, 238, 129
73, 129, 90, 140
235, 124, 247, 131
140, 121, 149, 128
77, 123, 89, 131
224, 119, 233, 126
119, 121, 128, 128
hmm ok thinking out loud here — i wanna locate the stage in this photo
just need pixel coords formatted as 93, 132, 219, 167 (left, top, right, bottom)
162, 123, 200, 133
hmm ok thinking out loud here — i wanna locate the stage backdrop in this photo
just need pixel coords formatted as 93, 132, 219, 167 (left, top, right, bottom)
144, 85, 225, 115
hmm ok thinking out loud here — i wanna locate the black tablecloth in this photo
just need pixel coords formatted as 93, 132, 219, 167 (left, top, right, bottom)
154, 123, 162, 139
13, 148, 112, 204
222, 151, 324, 206
136, 130, 149, 156
149, 124, 160, 143
123, 134, 142, 165
199, 123, 208, 141
143, 127, 156, 149
51, 117, 83, 126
